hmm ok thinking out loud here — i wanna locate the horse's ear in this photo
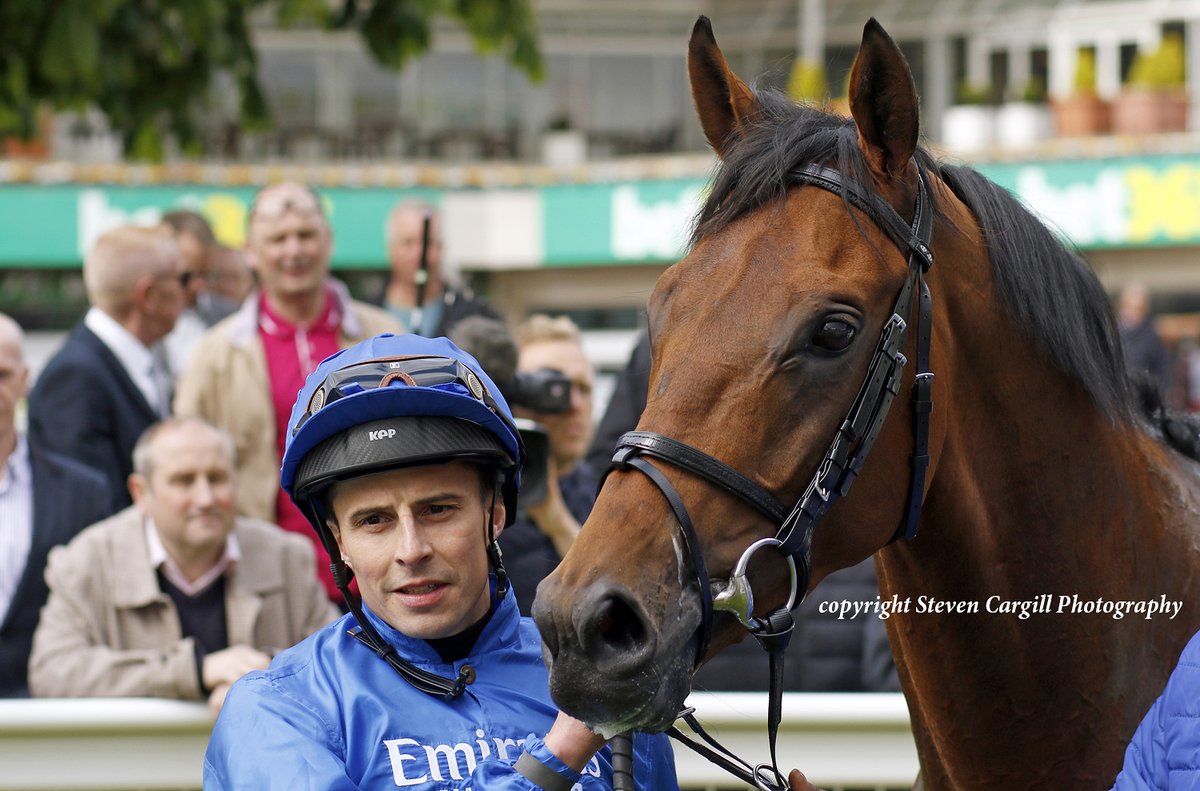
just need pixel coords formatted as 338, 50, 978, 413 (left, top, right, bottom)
848, 18, 919, 179
688, 16, 757, 158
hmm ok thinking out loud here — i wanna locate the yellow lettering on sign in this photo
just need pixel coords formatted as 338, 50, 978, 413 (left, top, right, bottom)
1125, 164, 1200, 243
201, 194, 248, 248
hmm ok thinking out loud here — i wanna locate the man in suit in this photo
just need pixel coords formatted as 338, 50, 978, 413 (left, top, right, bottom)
29, 225, 186, 509
0, 313, 114, 696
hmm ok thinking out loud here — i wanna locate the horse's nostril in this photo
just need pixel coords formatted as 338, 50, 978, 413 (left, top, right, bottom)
574, 587, 656, 674
595, 595, 646, 653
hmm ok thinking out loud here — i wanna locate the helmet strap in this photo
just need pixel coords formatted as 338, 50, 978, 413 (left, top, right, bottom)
486, 472, 509, 598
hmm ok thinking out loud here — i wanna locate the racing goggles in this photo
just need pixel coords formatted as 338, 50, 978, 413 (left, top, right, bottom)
293, 355, 502, 434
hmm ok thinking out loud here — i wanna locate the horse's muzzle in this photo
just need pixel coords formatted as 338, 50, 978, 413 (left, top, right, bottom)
533, 574, 697, 737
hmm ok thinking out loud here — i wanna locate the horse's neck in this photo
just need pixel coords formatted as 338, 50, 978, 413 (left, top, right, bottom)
877, 366, 1200, 789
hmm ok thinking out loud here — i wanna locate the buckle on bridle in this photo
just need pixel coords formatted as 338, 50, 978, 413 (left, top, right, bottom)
712, 537, 800, 630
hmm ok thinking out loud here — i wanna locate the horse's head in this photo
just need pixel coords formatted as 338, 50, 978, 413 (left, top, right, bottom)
533, 17, 945, 736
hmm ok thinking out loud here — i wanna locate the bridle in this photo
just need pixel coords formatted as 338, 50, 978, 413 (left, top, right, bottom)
607, 163, 935, 790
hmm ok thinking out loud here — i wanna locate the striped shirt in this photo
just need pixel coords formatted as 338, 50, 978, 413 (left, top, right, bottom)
0, 436, 33, 625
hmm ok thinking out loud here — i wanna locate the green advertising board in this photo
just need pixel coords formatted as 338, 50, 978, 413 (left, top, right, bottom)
3, 152, 1200, 269
541, 178, 706, 265
0, 185, 438, 269
977, 155, 1200, 249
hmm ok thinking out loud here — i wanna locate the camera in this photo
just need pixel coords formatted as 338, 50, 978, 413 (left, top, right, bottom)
509, 368, 571, 414
514, 418, 551, 509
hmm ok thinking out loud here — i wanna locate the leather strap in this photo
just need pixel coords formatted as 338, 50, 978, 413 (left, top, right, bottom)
896, 275, 934, 543
792, 164, 933, 271
616, 432, 788, 524
618, 455, 715, 665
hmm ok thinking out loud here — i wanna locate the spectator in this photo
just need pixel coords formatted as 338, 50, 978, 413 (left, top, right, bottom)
161, 210, 239, 376
380, 200, 502, 336
1117, 281, 1171, 390
0, 313, 114, 697
205, 333, 678, 789
28, 225, 184, 509
28, 417, 337, 714
208, 244, 256, 308
1110, 628, 1200, 789
175, 182, 400, 603
499, 314, 598, 616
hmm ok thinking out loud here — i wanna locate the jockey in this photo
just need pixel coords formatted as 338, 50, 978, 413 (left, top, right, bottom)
203, 332, 678, 790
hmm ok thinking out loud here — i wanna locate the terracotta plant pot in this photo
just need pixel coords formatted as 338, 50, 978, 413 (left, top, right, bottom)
1052, 94, 1112, 137
1111, 89, 1189, 134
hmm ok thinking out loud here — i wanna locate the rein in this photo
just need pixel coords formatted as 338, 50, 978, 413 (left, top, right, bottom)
608, 164, 935, 790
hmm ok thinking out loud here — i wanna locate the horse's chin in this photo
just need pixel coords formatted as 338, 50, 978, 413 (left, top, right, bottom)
544, 640, 696, 739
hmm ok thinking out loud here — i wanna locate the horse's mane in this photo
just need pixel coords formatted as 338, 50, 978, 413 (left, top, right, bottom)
691, 89, 1150, 431
935, 163, 1133, 421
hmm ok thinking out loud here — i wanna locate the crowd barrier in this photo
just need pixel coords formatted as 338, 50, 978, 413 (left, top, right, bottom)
0, 693, 917, 791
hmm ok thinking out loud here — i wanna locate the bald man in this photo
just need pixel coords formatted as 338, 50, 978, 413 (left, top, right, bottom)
0, 313, 113, 696
379, 200, 501, 336
175, 183, 399, 602
28, 225, 185, 508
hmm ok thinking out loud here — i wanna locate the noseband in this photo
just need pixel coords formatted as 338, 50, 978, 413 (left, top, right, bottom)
609, 163, 935, 790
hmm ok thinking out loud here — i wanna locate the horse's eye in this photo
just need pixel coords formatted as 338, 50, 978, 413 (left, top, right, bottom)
812, 319, 856, 352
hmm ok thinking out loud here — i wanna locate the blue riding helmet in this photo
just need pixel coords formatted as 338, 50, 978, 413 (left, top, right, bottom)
282, 333, 524, 527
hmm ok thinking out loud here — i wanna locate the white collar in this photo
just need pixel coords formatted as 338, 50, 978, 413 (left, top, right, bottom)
144, 516, 241, 597
85, 308, 156, 383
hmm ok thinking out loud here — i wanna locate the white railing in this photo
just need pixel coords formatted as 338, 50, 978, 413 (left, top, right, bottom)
0, 693, 918, 791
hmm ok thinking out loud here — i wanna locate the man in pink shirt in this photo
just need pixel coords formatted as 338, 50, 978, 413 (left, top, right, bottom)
175, 183, 400, 602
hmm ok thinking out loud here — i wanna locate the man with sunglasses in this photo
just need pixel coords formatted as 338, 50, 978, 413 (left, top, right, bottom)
204, 333, 678, 790
160, 209, 240, 378
29, 225, 185, 510
175, 182, 400, 603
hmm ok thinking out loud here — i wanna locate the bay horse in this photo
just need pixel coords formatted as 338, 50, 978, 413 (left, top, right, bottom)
533, 16, 1200, 790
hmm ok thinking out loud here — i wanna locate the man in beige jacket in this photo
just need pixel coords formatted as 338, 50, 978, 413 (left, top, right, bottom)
175, 182, 400, 602
28, 417, 337, 713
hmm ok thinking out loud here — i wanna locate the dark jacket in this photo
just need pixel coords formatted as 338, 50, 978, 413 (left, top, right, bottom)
1120, 320, 1171, 390
586, 330, 652, 472
0, 446, 113, 696
691, 557, 900, 692
435, 288, 502, 338
28, 323, 160, 510
379, 285, 503, 339
499, 463, 599, 617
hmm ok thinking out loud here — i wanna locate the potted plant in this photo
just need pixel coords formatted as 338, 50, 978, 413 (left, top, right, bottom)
942, 81, 995, 154
995, 78, 1053, 148
1052, 48, 1111, 137
541, 113, 586, 166
1112, 33, 1188, 135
